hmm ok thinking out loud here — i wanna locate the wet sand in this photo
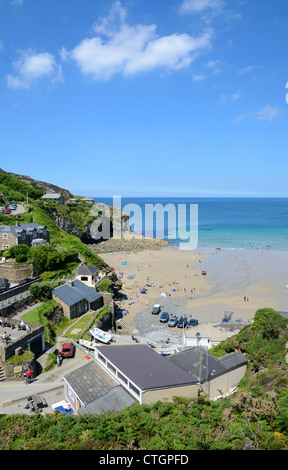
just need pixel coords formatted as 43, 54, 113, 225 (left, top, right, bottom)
101, 246, 288, 327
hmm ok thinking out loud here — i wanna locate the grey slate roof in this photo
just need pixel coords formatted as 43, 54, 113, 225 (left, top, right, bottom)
64, 360, 136, 415
95, 344, 194, 390
64, 360, 118, 405
0, 222, 46, 237
52, 279, 102, 307
78, 386, 136, 415
167, 347, 247, 383
42, 193, 63, 199
78, 265, 99, 276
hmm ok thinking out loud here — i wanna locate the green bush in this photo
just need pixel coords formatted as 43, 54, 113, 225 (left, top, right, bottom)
29, 245, 67, 274
29, 282, 53, 300
5, 244, 30, 259
15, 254, 28, 263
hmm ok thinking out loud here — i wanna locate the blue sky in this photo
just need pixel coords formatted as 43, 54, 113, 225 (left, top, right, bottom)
0, 0, 288, 197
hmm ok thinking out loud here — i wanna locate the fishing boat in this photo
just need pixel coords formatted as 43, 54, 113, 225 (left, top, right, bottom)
89, 327, 113, 344
79, 339, 97, 351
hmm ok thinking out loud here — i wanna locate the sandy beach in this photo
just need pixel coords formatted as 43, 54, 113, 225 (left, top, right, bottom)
100, 246, 288, 341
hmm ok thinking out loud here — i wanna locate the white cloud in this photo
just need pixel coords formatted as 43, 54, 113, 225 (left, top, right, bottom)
179, 0, 223, 15
63, 1, 212, 81
256, 105, 281, 121
6, 50, 63, 89
238, 64, 263, 75
192, 73, 206, 81
218, 91, 241, 103
234, 105, 281, 124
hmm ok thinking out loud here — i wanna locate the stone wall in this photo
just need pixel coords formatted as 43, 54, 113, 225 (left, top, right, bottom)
0, 260, 34, 283
1, 231, 19, 250
2, 356, 37, 382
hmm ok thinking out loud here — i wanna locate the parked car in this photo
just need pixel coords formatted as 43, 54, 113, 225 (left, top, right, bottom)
160, 311, 169, 323
177, 316, 188, 328
0, 278, 8, 292
151, 304, 161, 314
168, 315, 178, 327
61, 342, 75, 358
19, 278, 33, 285
187, 318, 199, 328
4, 209, 10, 214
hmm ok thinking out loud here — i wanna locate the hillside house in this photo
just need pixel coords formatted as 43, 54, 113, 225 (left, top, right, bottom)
76, 265, 100, 288
52, 279, 103, 319
41, 192, 65, 205
0, 223, 50, 251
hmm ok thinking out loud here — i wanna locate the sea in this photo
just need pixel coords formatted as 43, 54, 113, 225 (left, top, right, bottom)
92, 197, 288, 250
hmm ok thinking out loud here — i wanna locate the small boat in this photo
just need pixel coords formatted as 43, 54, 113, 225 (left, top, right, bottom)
79, 339, 97, 351
201, 270, 207, 275
89, 327, 113, 344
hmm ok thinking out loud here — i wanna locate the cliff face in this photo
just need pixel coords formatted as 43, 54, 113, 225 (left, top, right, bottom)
44, 202, 132, 244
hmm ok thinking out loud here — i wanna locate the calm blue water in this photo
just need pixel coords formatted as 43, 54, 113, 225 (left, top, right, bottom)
92, 197, 288, 250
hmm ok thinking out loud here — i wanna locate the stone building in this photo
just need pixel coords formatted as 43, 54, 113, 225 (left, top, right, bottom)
52, 279, 103, 319
0, 222, 50, 251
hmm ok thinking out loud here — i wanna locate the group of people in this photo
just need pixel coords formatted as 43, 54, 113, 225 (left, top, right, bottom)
18, 320, 31, 332
1, 319, 32, 344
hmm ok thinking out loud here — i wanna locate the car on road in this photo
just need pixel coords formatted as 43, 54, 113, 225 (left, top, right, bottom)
177, 316, 188, 328
4, 209, 10, 214
61, 342, 75, 358
0, 278, 8, 292
187, 318, 199, 328
19, 278, 34, 285
151, 304, 161, 314
168, 315, 178, 327
159, 311, 169, 323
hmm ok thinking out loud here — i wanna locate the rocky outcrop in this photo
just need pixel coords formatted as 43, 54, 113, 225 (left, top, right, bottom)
88, 236, 171, 253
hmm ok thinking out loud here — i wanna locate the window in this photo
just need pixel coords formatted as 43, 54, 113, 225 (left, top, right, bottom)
3, 233, 8, 240
129, 383, 140, 397
117, 371, 128, 385
21, 232, 26, 240
81, 276, 88, 281
97, 353, 106, 364
2, 245, 9, 250
107, 362, 116, 375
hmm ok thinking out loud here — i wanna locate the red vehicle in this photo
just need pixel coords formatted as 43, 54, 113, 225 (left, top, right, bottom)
61, 342, 75, 358
4, 209, 10, 214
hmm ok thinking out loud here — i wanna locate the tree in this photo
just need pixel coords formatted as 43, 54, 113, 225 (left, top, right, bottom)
29, 282, 52, 300
6, 244, 30, 259
29, 245, 65, 274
